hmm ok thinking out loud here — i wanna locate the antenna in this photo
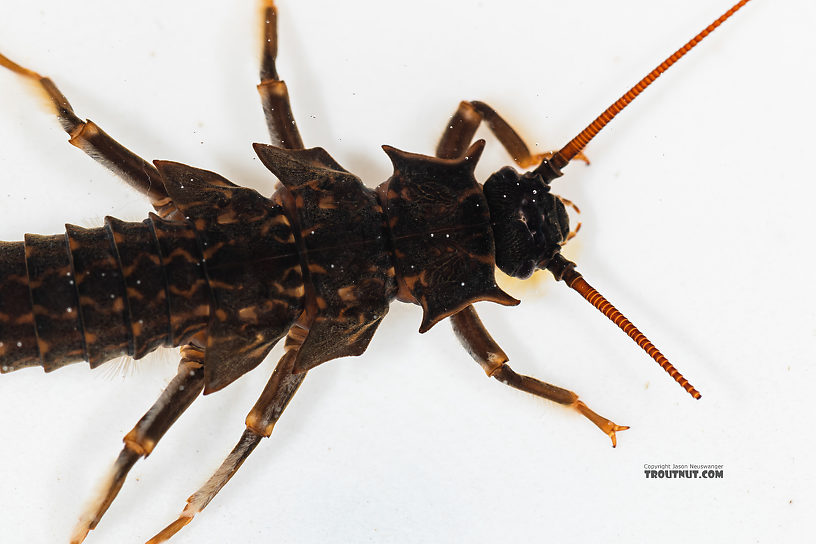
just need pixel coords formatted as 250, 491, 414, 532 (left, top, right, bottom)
539, 0, 752, 176
547, 254, 701, 399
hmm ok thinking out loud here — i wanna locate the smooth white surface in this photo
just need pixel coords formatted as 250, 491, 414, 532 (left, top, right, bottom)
0, 1, 813, 543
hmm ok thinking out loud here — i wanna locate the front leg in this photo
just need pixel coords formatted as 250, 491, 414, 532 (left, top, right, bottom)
437, 107, 617, 444
436, 100, 589, 165
450, 306, 628, 447
70, 345, 206, 544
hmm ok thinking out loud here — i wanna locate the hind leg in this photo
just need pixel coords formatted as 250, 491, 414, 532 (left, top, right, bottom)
146, 329, 308, 543
0, 52, 177, 217
70, 347, 206, 544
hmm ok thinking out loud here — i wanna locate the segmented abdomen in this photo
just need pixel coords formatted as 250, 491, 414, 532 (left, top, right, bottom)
0, 215, 209, 373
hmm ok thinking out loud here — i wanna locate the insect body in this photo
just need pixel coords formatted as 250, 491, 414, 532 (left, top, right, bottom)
0, 1, 759, 542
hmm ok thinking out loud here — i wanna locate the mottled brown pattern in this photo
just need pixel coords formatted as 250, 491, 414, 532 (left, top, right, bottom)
2, 221, 207, 374
149, 213, 210, 348
0, 109, 517, 386
0, 160, 304, 394
2, 139, 516, 383
0, 242, 39, 371
65, 224, 131, 367
253, 145, 396, 373
105, 217, 172, 359
153, 161, 304, 392
0, 1, 751, 539
378, 141, 518, 333
23, 233, 86, 370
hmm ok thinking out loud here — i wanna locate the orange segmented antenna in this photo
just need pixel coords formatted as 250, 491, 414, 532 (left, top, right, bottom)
543, 0, 752, 174
547, 254, 701, 399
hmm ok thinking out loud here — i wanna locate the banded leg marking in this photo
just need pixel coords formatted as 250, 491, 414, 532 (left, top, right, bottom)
146, 329, 308, 543
258, 0, 304, 150
450, 305, 628, 447
70, 347, 205, 544
0, 51, 178, 217
436, 100, 589, 166
438, 100, 613, 445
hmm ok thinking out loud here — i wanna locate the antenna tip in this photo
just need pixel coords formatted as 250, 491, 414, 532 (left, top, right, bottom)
676, 374, 701, 399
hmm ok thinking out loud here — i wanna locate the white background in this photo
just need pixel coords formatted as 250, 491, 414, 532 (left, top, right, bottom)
0, 0, 814, 542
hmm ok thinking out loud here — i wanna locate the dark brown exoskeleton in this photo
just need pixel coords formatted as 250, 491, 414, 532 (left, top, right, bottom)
0, 0, 751, 542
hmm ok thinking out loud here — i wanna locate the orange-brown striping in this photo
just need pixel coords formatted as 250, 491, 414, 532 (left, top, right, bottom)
317, 195, 338, 209
287, 284, 306, 298
151, 216, 210, 347
208, 279, 237, 290
336, 286, 358, 302
168, 282, 207, 298
24, 233, 87, 368
551, 0, 752, 170
126, 287, 144, 300
13, 312, 34, 325
167, 247, 198, 261
202, 242, 226, 261
569, 276, 701, 399
120, 253, 162, 277
237, 307, 259, 322
106, 217, 172, 359
67, 121, 100, 149
66, 223, 133, 364
252, 144, 395, 373
215, 209, 240, 225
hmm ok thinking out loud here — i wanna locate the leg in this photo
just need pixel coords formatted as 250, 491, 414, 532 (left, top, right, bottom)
257, 0, 304, 150
146, 328, 308, 543
437, 103, 607, 440
450, 306, 628, 447
0, 52, 178, 217
70, 346, 206, 544
436, 100, 589, 166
